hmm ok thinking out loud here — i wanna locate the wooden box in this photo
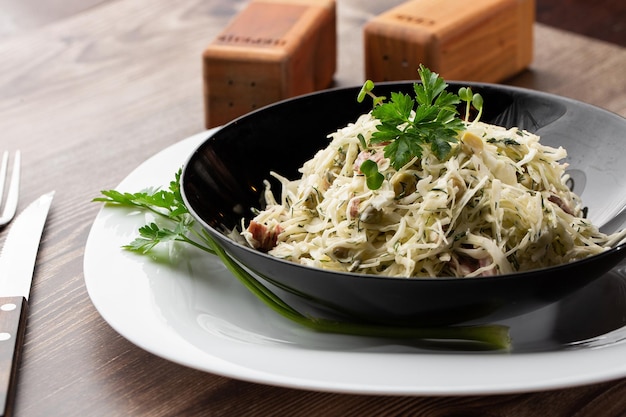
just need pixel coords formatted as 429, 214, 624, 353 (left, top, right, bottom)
203, 0, 336, 128
364, 0, 534, 83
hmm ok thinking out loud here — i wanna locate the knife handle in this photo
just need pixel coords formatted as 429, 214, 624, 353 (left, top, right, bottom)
0, 297, 27, 417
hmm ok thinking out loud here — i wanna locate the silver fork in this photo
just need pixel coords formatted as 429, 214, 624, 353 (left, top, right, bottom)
0, 150, 20, 227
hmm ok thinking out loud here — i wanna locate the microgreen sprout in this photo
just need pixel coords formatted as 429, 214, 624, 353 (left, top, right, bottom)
357, 133, 368, 150
458, 86, 484, 123
357, 79, 386, 107
360, 159, 384, 190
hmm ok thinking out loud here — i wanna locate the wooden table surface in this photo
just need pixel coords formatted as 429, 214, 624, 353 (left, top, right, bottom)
1, 0, 625, 416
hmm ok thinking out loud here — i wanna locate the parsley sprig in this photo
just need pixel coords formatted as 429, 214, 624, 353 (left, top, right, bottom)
358, 65, 483, 170
94, 170, 212, 254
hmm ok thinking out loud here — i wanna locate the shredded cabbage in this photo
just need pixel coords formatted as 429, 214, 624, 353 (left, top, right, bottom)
242, 113, 625, 278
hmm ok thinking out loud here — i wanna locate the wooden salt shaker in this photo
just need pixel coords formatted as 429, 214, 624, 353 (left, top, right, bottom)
203, 0, 336, 128
364, 0, 534, 83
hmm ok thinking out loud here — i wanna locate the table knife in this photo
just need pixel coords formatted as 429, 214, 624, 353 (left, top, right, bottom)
0, 192, 54, 417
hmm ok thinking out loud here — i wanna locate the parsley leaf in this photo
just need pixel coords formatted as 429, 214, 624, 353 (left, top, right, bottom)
94, 170, 189, 221
123, 221, 194, 254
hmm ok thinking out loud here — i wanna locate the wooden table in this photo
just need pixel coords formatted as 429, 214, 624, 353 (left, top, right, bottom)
1, 0, 625, 415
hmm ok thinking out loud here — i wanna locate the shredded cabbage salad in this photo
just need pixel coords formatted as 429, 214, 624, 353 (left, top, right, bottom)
241, 109, 625, 279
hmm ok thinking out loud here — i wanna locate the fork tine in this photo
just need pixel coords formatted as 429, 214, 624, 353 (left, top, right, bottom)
0, 151, 20, 227
0, 151, 8, 203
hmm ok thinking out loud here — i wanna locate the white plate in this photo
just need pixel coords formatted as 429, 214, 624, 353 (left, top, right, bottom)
84, 131, 626, 396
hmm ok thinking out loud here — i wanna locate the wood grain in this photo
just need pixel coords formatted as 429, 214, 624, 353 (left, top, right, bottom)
536, 0, 626, 47
0, 0, 625, 416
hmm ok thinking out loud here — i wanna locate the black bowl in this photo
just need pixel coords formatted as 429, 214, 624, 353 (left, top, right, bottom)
181, 82, 626, 326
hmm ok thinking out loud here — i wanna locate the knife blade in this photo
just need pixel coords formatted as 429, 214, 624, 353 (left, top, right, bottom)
0, 192, 54, 417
